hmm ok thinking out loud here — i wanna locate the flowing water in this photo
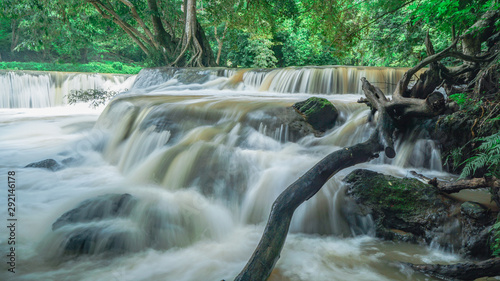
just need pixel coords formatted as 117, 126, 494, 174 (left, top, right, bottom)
0, 67, 463, 281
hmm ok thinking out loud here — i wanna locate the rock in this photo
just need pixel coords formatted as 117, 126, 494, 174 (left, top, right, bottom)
52, 193, 137, 230
292, 97, 338, 132
343, 169, 496, 258
142, 118, 180, 133
344, 169, 448, 238
25, 159, 63, 171
51, 194, 139, 256
462, 226, 493, 258
461, 201, 489, 222
244, 107, 317, 142
62, 227, 132, 255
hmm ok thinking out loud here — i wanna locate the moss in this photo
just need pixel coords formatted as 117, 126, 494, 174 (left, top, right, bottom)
294, 97, 332, 115
345, 169, 437, 216
292, 97, 338, 132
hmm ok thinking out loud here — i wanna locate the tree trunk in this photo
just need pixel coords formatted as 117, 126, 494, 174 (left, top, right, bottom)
80, 48, 89, 64
147, 0, 177, 62
172, 0, 215, 67
87, 0, 215, 66
10, 19, 19, 53
215, 24, 227, 66
461, 10, 499, 83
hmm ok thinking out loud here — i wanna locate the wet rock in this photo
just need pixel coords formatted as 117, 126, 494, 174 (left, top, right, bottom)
25, 159, 63, 171
244, 107, 316, 142
62, 227, 132, 255
344, 169, 496, 258
141, 117, 181, 134
292, 97, 338, 132
52, 193, 137, 230
462, 226, 493, 258
345, 169, 449, 239
461, 201, 489, 222
247, 97, 338, 142
51, 194, 140, 256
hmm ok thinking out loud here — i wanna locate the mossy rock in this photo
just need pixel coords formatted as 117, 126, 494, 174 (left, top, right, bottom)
344, 169, 497, 258
344, 169, 449, 237
292, 97, 338, 132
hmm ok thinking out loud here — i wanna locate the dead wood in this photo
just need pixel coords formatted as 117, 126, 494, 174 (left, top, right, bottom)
407, 257, 500, 280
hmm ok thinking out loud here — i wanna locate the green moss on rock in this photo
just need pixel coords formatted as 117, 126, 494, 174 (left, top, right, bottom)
345, 169, 439, 216
292, 97, 338, 132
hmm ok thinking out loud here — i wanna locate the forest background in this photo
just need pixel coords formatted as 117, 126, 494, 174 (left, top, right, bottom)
1, 0, 497, 73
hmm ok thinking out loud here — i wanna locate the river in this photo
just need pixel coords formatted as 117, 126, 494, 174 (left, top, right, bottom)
0, 67, 461, 281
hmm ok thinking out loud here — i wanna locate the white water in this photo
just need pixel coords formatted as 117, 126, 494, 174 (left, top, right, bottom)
0, 70, 136, 108
0, 68, 460, 281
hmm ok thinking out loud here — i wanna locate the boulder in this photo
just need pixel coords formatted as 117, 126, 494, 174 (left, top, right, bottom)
62, 227, 131, 255
25, 159, 63, 171
51, 194, 139, 256
292, 97, 338, 133
52, 193, 137, 230
344, 169, 496, 258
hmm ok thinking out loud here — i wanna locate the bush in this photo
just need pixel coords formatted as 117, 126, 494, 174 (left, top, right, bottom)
67, 88, 123, 108
0, 61, 141, 74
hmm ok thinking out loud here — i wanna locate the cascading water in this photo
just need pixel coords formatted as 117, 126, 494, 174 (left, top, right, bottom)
0, 70, 135, 108
0, 67, 459, 281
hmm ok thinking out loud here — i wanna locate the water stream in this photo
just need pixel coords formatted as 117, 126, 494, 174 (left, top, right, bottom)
0, 67, 461, 281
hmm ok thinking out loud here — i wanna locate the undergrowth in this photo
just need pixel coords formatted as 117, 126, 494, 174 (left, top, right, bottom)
460, 131, 500, 179
0, 61, 142, 74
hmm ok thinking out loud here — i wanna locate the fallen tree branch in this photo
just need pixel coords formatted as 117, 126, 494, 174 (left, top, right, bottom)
234, 130, 384, 281
407, 257, 500, 280
235, 74, 458, 280
410, 171, 500, 193
410, 171, 500, 208
234, 78, 396, 281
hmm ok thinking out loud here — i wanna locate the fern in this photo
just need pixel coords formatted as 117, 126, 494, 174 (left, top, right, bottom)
492, 217, 500, 257
460, 131, 500, 179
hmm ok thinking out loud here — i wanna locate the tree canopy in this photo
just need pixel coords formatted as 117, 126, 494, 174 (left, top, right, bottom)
0, 0, 499, 67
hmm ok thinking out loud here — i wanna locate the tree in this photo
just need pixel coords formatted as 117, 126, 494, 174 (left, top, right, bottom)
0, 0, 141, 63
235, 6, 500, 280
86, 0, 215, 66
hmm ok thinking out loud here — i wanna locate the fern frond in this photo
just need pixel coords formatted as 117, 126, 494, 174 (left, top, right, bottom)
460, 131, 500, 179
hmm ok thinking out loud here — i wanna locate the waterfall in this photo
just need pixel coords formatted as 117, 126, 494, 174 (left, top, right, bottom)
0, 67, 456, 281
0, 70, 136, 108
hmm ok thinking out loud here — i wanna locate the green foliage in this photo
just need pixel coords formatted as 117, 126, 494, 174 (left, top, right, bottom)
248, 38, 277, 68
0, 61, 141, 74
1, 0, 500, 67
460, 131, 500, 179
492, 216, 500, 256
225, 33, 278, 68
449, 93, 473, 106
67, 88, 123, 108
